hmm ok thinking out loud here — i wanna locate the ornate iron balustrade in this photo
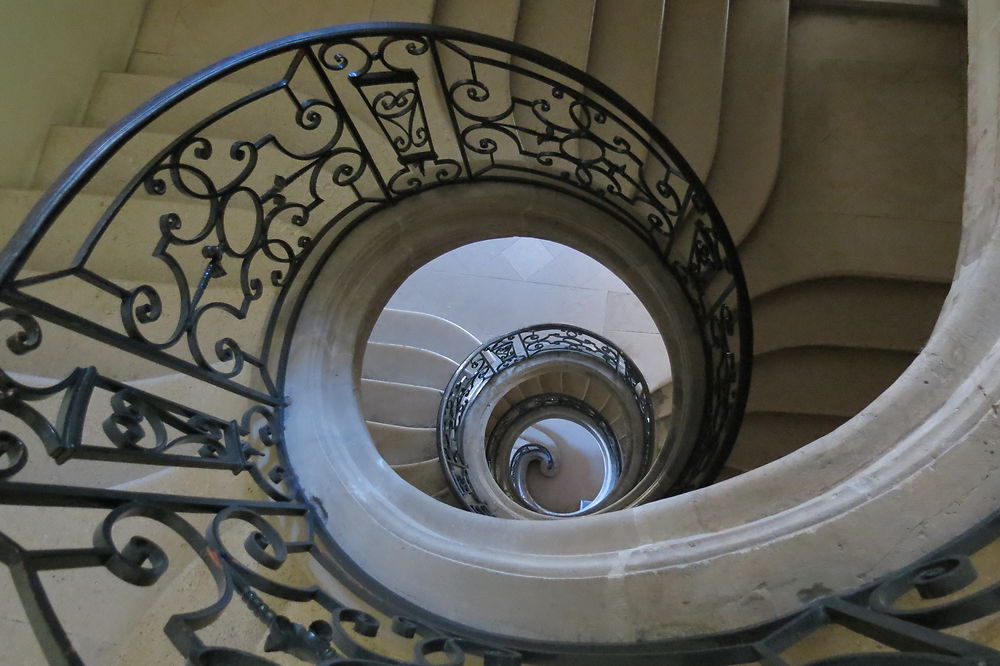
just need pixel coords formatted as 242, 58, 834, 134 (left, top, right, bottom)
437, 324, 655, 516
0, 22, 766, 664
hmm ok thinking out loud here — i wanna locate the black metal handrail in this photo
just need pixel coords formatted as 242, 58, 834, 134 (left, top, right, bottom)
437, 323, 654, 516
0, 22, 760, 664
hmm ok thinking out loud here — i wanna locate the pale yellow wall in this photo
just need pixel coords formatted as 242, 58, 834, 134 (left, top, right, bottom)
0, 0, 147, 188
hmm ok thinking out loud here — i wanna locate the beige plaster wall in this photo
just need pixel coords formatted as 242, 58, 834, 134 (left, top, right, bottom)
0, 0, 147, 188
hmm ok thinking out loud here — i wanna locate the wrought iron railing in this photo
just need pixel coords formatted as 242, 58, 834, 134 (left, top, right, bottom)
0, 22, 763, 664
437, 324, 655, 516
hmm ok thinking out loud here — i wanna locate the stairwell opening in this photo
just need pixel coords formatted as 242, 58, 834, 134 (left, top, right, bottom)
360, 235, 672, 514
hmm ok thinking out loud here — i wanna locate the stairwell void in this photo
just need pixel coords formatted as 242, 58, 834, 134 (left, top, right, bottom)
360, 237, 675, 516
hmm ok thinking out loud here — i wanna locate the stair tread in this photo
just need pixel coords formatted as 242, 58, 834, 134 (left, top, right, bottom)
84, 69, 341, 140
86, 72, 252, 131
34, 124, 211, 193
32, 123, 365, 212
369, 308, 481, 363
586, 0, 665, 120
130, 0, 435, 82
0, 187, 250, 283
653, 0, 729, 179
740, 211, 957, 297
392, 457, 449, 496
747, 347, 914, 418
704, 0, 789, 244
582, 381, 611, 411
361, 378, 442, 429
366, 421, 438, 466
514, 0, 596, 71
562, 374, 591, 401
433, 0, 521, 40
753, 279, 949, 356
362, 342, 458, 390
727, 411, 846, 472
538, 372, 563, 394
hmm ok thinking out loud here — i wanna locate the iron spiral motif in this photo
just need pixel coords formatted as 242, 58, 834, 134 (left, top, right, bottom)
2, 21, 984, 665
489, 392, 624, 517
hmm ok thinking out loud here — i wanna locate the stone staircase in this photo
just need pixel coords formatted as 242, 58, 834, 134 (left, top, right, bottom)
0, 1, 969, 663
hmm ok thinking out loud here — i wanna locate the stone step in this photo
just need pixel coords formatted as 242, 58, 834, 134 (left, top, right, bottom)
703, 0, 789, 244
726, 411, 846, 473
507, 0, 596, 159
128, 49, 292, 88
504, 384, 526, 406
34, 124, 208, 194
4, 364, 255, 492
518, 374, 544, 397
740, 211, 959, 297
366, 421, 438, 466
433, 0, 520, 40
369, 308, 480, 364
653, 0, 729, 179
601, 398, 624, 428
752, 278, 949, 356
514, 0, 596, 71
110, 505, 402, 665
538, 371, 563, 395
582, 380, 611, 412
561, 373, 591, 401
129, 0, 437, 82
747, 346, 914, 418
654, 415, 671, 444
433, 486, 463, 508
85, 72, 282, 137
360, 378, 441, 428
362, 342, 458, 390
84, 69, 362, 141
108, 460, 263, 506
392, 457, 449, 497
0, 188, 246, 284
585, 0, 665, 121
491, 395, 513, 422
32, 123, 355, 213
654, 388, 673, 420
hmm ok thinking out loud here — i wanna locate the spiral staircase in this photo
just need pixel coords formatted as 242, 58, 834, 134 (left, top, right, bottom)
2, 0, 993, 664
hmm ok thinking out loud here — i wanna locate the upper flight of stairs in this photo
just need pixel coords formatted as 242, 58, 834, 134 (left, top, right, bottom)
2, 0, 964, 483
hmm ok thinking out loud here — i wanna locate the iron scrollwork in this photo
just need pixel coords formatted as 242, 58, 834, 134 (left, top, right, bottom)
0, 23, 755, 665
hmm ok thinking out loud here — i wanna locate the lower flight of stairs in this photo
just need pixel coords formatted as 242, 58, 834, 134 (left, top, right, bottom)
361, 308, 479, 503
